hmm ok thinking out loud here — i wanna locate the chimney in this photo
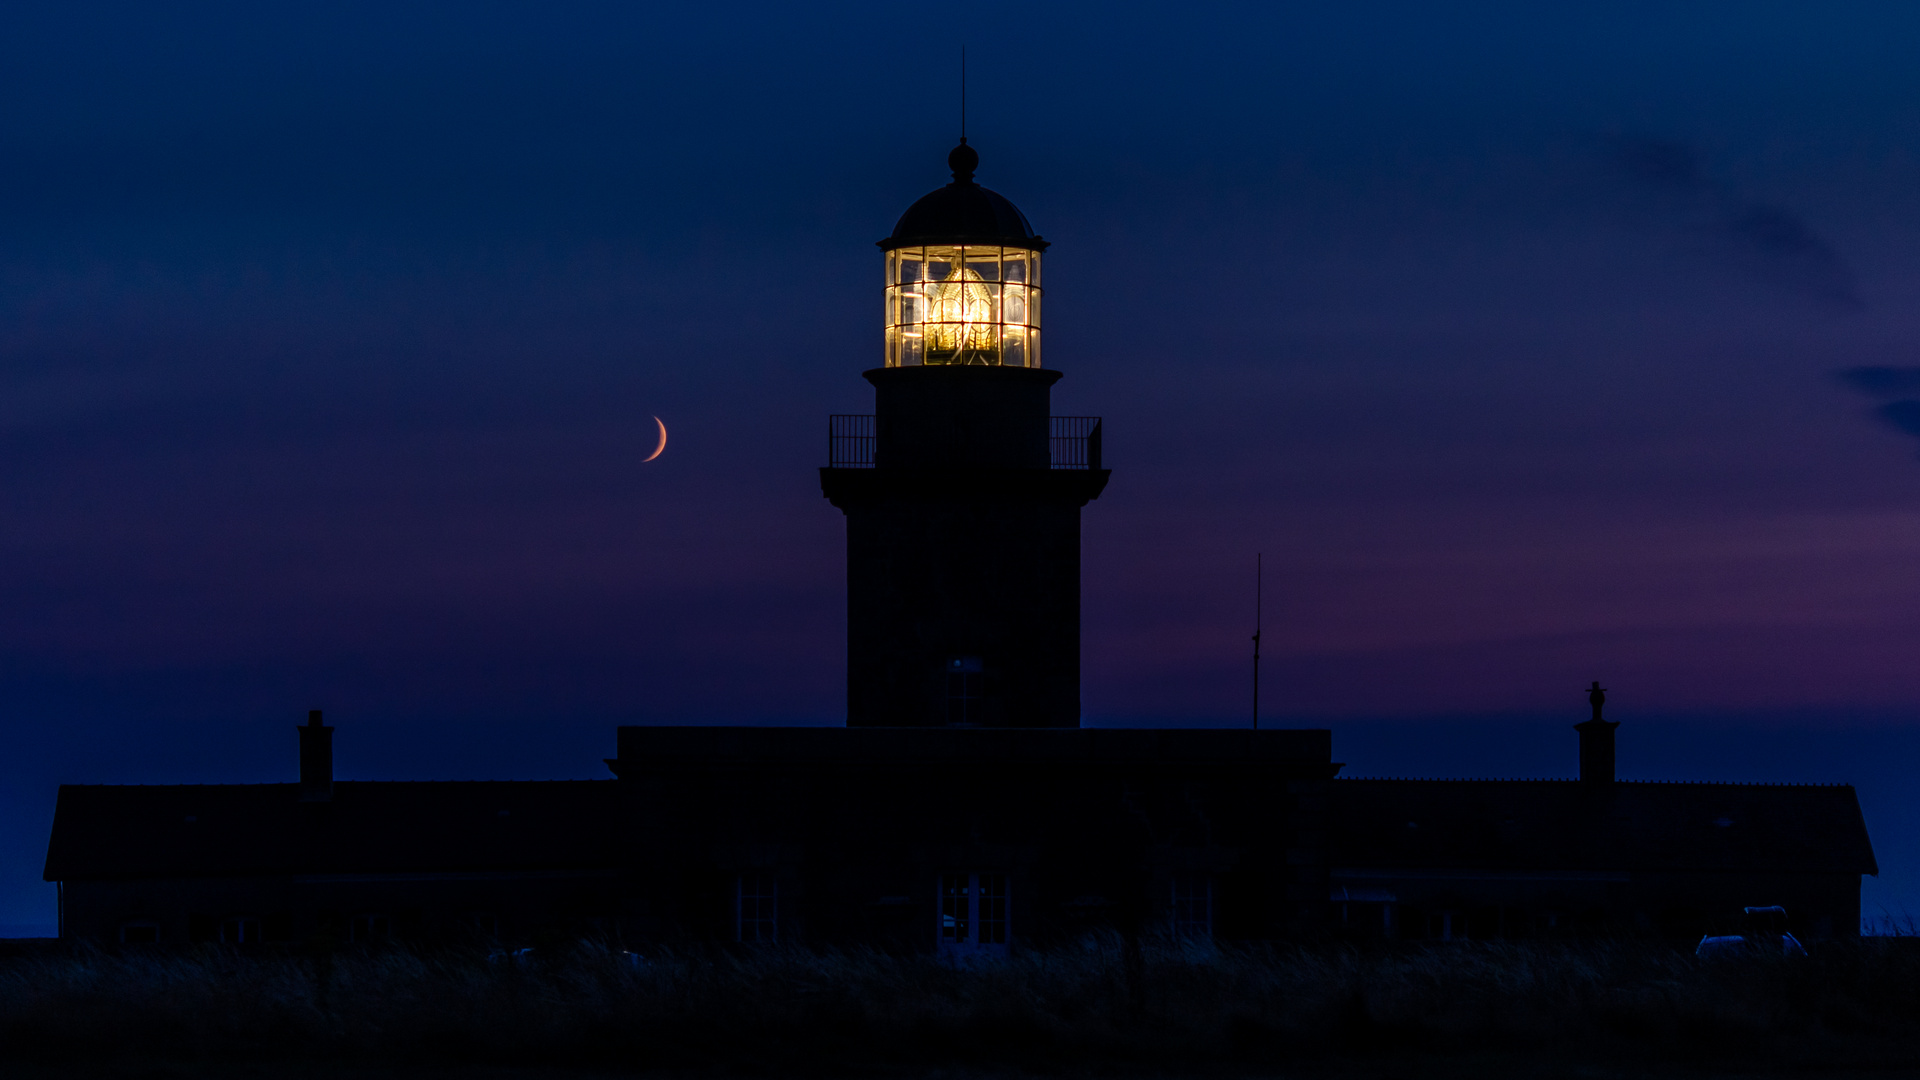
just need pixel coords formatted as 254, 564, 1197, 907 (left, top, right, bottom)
299, 709, 333, 802
1574, 680, 1617, 784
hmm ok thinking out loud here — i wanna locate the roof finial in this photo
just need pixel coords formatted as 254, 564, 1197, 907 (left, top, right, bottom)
949, 141, 978, 184
1587, 680, 1607, 722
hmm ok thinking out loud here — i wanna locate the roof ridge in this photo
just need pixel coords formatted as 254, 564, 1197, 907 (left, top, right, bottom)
1332, 777, 1852, 788
1336, 777, 1576, 783
63, 778, 612, 789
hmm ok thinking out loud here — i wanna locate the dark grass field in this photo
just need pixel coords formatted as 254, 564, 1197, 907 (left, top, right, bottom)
9, 1061, 1920, 1080
3, 936, 1918, 1077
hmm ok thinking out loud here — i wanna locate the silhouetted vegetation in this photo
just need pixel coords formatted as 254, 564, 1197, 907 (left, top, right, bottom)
2, 936, 1918, 1075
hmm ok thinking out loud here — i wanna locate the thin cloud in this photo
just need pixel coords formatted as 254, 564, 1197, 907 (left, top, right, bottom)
1725, 205, 1861, 309
1834, 368, 1920, 457
1874, 401, 1920, 441
1608, 136, 1862, 309
1836, 367, 1920, 399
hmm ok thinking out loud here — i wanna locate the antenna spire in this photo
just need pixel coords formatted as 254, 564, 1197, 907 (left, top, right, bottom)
1253, 553, 1262, 730
947, 46, 977, 183
960, 45, 967, 143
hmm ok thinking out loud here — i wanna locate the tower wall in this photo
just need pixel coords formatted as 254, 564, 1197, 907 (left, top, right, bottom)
823, 366, 1107, 728
873, 365, 1053, 468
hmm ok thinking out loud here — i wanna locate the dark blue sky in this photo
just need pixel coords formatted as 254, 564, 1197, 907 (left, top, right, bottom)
5, 2, 1920, 931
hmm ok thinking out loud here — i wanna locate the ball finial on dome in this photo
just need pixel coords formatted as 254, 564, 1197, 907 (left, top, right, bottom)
948, 140, 979, 184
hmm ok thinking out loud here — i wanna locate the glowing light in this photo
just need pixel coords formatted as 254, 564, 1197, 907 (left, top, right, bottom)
884, 245, 1040, 368
923, 266, 997, 364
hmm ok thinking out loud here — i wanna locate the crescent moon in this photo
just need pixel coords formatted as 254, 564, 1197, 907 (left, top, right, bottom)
642, 416, 667, 462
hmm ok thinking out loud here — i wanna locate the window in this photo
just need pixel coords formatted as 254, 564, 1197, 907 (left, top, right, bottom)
220, 917, 262, 944
119, 920, 159, 945
1330, 886, 1396, 940
350, 914, 390, 942
940, 873, 1008, 952
946, 657, 983, 725
1170, 875, 1212, 939
737, 875, 778, 943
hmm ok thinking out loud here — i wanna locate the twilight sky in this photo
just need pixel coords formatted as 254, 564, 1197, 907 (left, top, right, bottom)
5, 2, 1920, 930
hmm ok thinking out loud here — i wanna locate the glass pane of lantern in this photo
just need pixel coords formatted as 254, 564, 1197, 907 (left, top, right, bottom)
901, 330, 923, 366
1029, 254, 1041, 288
966, 248, 1001, 281
899, 249, 923, 282
1003, 329, 1026, 367
1003, 284, 1026, 324
1028, 329, 1041, 368
1003, 252, 1026, 283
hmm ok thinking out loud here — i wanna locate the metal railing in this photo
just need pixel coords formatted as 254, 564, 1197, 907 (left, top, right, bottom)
828, 414, 877, 468
825, 414, 1104, 470
1050, 416, 1103, 470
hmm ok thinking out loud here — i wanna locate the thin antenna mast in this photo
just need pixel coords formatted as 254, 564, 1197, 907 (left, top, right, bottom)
1253, 553, 1262, 729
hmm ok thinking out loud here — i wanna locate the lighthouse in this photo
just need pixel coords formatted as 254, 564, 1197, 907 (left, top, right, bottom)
821, 140, 1109, 727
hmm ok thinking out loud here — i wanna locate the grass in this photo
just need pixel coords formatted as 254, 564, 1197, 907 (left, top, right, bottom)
2, 936, 1919, 1075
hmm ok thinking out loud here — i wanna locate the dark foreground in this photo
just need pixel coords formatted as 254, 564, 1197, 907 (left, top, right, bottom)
2, 937, 1917, 1077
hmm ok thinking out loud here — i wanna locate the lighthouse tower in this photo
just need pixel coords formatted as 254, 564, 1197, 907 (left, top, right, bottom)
821, 141, 1109, 728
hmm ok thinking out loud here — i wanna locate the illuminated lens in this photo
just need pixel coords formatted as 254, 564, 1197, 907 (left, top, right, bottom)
883, 245, 1042, 368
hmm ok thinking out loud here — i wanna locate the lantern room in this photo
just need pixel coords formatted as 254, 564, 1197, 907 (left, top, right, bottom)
879, 140, 1049, 368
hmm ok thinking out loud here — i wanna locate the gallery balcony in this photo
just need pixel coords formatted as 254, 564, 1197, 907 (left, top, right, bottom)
827, 414, 1103, 470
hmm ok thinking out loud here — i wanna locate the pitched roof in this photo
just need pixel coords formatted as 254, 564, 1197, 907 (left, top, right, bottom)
44, 780, 618, 882
1328, 779, 1877, 877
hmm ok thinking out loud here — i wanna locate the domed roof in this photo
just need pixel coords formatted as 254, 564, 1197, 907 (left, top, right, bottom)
879, 141, 1048, 252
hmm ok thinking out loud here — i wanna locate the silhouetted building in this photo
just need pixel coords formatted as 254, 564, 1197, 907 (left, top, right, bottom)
605, 726, 1332, 950
1328, 778, 1875, 942
46, 706, 1874, 948
40, 143, 1878, 950
1325, 691, 1877, 943
45, 719, 620, 945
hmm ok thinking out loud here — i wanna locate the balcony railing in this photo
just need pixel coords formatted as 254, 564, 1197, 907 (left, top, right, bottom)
826, 415, 1103, 470
828, 414, 876, 468
1050, 416, 1103, 470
